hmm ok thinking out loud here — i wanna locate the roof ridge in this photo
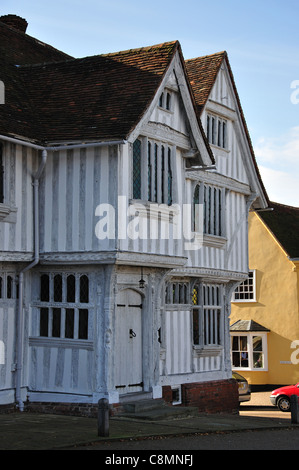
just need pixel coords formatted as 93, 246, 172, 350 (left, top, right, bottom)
185, 50, 227, 62
100, 40, 179, 58
269, 201, 299, 211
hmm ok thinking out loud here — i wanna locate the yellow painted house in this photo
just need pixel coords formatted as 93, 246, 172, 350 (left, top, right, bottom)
230, 202, 299, 389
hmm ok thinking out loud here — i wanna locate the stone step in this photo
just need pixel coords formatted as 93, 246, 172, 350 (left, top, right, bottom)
123, 398, 166, 413
120, 398, 199, 421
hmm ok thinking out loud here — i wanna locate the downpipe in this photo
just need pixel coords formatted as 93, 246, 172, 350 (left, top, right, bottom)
15, 150, 47, 411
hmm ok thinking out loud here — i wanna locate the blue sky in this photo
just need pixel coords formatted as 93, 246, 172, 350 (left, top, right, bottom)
2, 0, 299, 205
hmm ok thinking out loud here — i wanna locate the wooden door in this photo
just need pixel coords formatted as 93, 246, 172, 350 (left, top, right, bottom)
115, 289, 143, 394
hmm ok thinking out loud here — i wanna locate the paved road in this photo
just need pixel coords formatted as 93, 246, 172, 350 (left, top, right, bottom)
75, 426, 299, 450
73, 393, 299, 451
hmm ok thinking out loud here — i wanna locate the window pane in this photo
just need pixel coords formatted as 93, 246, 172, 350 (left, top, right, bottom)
80, 275, 89, 303
192, 286, 199, 305
253, 336, 262, 351
232, 336, 239, 351
161, 146, 165, 203
253, 352, 264, 368
40, 308, 49, 337
52, 308, 61, 337
166, 92, 171, 110
54, 274, 62, 302
79, 309, 88, 339
65, 309, 74, 339
7, 275, 12, 299
240, 336, 247, 351
67, 274, 76, 303
232, 351, 240, 367
0, 276, 2, 298
40, 274, 49, 302
148, 142, 152, 201
133, 139, 141, 199
240, 351, 248, 367
193, 310, 199, 344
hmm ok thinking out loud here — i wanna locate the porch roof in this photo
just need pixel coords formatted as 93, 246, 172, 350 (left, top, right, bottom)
230, 320, 270, 332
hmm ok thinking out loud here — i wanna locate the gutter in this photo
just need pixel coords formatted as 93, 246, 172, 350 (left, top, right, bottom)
0, 134, 126, 411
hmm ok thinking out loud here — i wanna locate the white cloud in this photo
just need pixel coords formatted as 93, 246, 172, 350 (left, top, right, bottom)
253, 127, 299, 207
258, 166, 299, 207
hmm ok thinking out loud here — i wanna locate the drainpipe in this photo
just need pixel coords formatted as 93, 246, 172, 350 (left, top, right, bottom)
15, 149, 47, 411
0, 135, 127, 411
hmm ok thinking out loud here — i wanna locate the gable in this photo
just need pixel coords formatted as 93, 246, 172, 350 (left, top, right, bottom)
186, 53, 269, 209
128, 50, 214, 168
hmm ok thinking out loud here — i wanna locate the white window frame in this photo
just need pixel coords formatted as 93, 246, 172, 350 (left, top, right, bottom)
231, 332, 268, 371
232, 270, 256, 302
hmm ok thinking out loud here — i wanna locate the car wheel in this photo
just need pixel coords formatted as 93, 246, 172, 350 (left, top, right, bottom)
277, 396, 291, 412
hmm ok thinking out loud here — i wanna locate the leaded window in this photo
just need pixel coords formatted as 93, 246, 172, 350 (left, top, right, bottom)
192, 283, 223, 347
193, 183, 223, 236
133, 137, 173, 205
0, 273, 18, 299
133, 139, 142, 199
38, 272, 90, 340
207, 114, 227, 149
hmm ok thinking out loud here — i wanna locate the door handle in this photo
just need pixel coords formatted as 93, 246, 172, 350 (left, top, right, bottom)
129, 329, 136, 338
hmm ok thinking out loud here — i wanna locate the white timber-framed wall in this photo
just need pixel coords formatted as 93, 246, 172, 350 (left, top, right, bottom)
0, 49, 267, 408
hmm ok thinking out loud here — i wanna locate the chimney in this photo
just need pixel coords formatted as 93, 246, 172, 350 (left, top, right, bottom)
0, 14, 28, 33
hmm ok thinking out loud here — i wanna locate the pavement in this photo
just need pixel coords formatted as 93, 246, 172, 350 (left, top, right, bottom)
0, 392, 298, 450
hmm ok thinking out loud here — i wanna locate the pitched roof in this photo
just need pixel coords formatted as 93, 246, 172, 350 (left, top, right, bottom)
0, 15, 71, 65
230, 320, 270, 332
257, 201, 299, 259
185, 52, 269, 207
0, 20, 184, 144
18, 41, 181, 143
185, 52, 225, 114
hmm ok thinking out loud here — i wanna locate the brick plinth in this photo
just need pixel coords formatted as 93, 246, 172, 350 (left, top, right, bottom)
163, 379, 239, 414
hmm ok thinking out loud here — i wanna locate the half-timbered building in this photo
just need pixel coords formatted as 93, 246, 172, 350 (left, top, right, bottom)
0, 15, 268, 414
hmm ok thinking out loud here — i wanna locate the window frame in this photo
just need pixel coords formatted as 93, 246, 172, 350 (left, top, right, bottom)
132, 137, 174, 206
0, 272, 18, 300
231, 332, 268, 371
192, 282, 224, 351
207, 114, 227, 150
33, 272, 92, 341
232, 270, 256, 302
193, 182, 225, 238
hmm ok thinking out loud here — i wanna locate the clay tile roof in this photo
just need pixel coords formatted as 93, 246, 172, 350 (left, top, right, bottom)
1, 35, 180, 143
185, 52, 226, 114
186, 52, 269, 207
258, 201, 299, 259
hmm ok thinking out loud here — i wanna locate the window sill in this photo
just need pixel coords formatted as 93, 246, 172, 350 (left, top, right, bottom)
0, 203, 17, 223
193, 346, 223, 358
129, 199, 178, 221
203, 234, 227, 248
29, 336, 93, 350
233, 367, 268, 372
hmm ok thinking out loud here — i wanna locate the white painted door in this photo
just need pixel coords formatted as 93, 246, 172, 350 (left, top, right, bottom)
115, 289, 143, 394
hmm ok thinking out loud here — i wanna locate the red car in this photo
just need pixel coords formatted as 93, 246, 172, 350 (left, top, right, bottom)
270, 383, 299, 411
